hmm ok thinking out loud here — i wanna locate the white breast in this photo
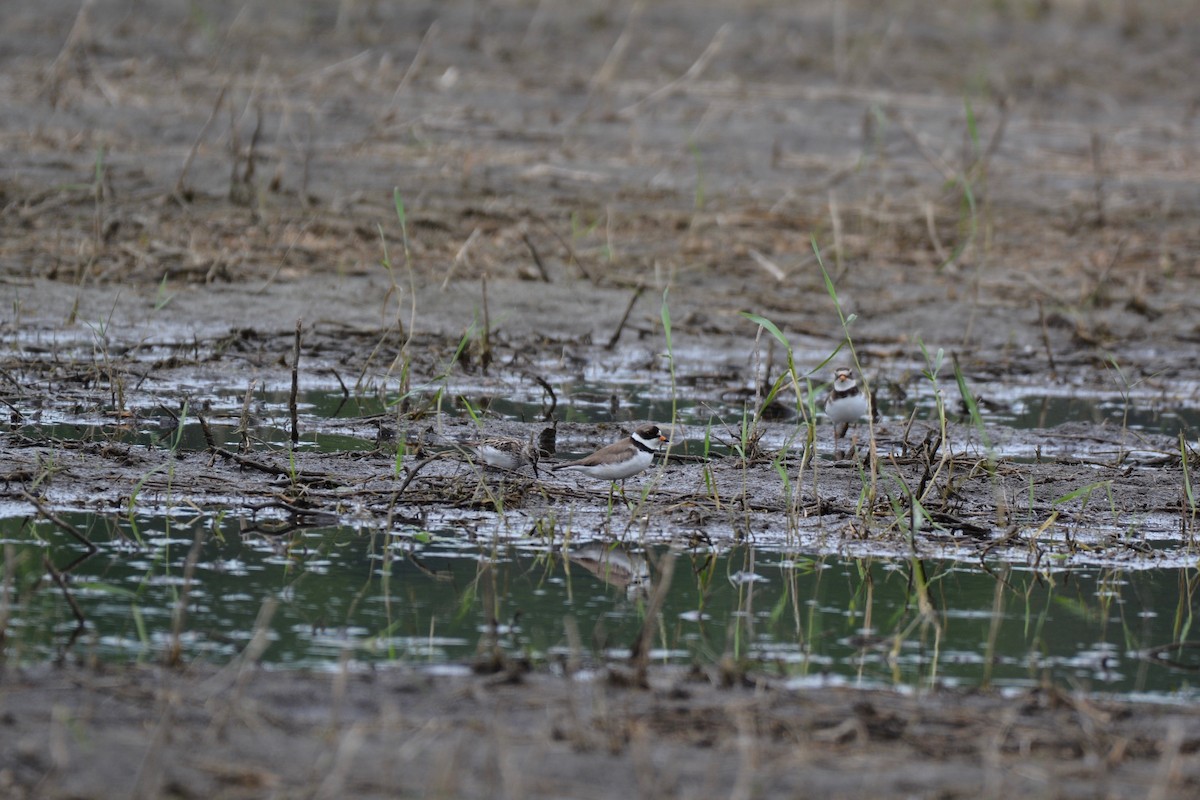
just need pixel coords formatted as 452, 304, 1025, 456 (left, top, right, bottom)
476, 445, 523, 470
825, 394, 868, 425
560, 448, 653, 480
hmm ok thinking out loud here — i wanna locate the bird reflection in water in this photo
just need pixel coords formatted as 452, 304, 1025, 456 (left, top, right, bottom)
567, 544, 652, 600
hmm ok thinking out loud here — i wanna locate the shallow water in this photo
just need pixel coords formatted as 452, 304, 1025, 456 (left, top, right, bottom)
4, 513, 1198, 700
8, 357, 1200, 700
17, 374, 1198, 460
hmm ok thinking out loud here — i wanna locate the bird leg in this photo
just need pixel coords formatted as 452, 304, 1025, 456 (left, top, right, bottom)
833, 421, 849, 460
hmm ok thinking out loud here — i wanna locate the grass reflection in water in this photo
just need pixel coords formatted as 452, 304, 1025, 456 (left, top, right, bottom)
2, 513, 1198, 700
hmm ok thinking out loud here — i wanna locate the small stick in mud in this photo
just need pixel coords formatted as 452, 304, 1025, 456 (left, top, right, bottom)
173, 81, 228, 202
393, 453, 448, 496
290, 320, 302, 445
522, 231, 551, 282
228, 101, 263, 207
604, 284, 646, 350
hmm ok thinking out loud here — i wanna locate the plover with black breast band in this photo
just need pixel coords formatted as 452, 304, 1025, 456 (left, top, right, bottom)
824, 368, 869, 457
552, 424, 670, 483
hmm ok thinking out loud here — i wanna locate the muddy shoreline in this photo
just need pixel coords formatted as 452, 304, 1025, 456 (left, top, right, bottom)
5, 0, 1200, 796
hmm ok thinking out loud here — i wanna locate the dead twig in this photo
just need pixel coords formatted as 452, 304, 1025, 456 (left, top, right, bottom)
166, 527, 205, 667
22, 491, 97, 553
522, 232, 551, 282
394, 453, 449, 496
618, 23, 731, 120
440, 227, 481, 290
586, 0, 643, 98
522, 372, 558, 421
605, 284, 646, 350
887, 108, 957, 182
290, 320, 302, 445
43, 555, 87, 630
209, 447, 293, 478
43, 0, 94, 107
173, 81, 229, 202
530, 213, 595, 284
385, 20, 439, 117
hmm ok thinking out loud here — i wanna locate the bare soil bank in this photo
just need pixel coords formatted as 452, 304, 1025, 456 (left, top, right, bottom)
3, 663, 1200, 800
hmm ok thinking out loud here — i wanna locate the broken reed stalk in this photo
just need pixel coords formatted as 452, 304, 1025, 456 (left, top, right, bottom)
237, 379, 256, 453
968, 95, 1011, 184
586, 0, 642, 97
604, 283, 646, 350
301, 112, 315, 203
290, 320, 302, 445
480, 274, 492, 373
440, 226, 480, 290
828, 190, 844, 280
1090, 131, 1106, 227
227, 97, 263, 206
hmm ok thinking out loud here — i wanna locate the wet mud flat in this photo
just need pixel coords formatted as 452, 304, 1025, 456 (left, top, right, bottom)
2, 275, 1196, 567
5, 0, 1200, 797
3, 662, 1200, 800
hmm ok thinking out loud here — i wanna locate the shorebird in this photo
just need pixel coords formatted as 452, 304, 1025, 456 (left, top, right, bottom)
552, 424, 670, 484
472, 434, 540, 477
824, 368, 869, 456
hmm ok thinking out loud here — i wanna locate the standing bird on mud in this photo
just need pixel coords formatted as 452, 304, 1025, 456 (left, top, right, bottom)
472, 435, 541, 478
552, 424, 670, 486
824, 368, 869, 457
